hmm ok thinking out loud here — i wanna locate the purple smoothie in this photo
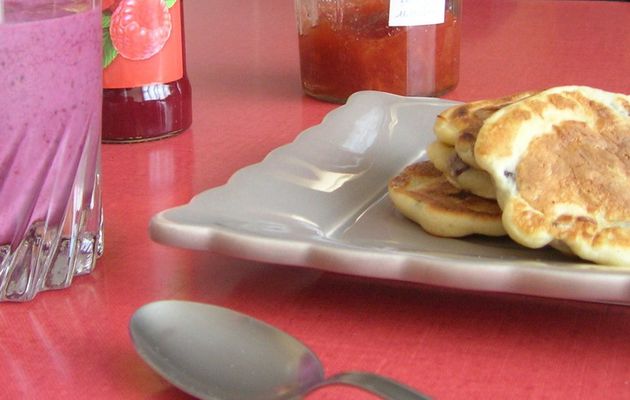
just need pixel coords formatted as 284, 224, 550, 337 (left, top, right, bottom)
0, 3, 102, 247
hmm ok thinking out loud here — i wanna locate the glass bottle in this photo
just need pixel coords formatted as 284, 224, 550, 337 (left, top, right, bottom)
295, 0, 461, 103
101, 0, 192, 142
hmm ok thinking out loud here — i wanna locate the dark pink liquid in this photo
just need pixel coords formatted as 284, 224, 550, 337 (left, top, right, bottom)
0, 5, 102, 246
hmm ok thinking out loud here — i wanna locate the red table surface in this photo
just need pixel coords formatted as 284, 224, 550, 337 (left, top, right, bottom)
2, 1, 629, 399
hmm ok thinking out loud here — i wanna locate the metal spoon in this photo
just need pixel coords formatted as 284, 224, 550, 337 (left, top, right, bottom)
130, 300, 431, 400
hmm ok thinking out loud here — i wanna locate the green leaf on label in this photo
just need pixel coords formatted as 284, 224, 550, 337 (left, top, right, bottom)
102, 14, 111, 29
165, 0, 176, 8
103, 28, 118, 69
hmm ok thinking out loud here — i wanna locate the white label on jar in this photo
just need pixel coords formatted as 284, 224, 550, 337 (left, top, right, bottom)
388, 0, 446, 27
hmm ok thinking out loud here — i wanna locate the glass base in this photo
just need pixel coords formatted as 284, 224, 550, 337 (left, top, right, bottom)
0, 177, 103, 302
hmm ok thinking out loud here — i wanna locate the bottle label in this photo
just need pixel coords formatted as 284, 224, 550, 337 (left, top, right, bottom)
388, 0, 446, 27
102, 0, 183, 89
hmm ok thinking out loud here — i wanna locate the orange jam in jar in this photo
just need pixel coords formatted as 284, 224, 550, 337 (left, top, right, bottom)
296, 0, 461, 103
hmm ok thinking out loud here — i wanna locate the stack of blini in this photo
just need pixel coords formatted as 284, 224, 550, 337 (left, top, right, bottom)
388, 86, 630, 266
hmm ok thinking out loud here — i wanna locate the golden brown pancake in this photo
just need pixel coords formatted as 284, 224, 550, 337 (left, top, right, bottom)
474, 86, 630, 266
426, 140, 497, 200
388, 161, 506, 237
434, 90, 538, 168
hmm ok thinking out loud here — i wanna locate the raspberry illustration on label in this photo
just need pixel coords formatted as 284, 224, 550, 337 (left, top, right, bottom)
103, 0, 176, 66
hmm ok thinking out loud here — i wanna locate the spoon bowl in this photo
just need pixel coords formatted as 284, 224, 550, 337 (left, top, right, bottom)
130, 300, 430, 400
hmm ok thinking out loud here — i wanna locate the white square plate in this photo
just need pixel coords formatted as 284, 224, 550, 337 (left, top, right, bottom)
150, 91, 630, 305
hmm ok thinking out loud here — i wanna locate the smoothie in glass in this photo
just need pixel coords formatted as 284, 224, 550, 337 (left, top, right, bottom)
0, 1, 102, 301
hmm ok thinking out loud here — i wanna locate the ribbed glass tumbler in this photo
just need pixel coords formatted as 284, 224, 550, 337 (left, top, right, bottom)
0, 0, 103, 301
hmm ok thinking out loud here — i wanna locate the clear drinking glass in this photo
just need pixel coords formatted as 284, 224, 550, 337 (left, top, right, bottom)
295, 0, 461, 103
0, 0, 103, 301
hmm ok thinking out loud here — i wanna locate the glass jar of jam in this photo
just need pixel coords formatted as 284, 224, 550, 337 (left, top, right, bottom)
101, 0, 192, 142
296, 0, 461, 103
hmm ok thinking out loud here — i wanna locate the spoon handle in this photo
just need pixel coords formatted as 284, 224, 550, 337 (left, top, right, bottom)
313, 371, 431, 400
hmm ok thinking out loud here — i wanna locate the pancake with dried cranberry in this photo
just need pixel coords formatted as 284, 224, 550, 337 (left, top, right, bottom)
474, 86, 630, 266
426, 140, 496, 199
388, 161, 506, 237
433, 90, 538, 168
